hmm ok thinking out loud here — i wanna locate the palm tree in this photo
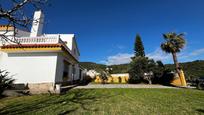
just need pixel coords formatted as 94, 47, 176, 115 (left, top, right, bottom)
161, 32, 186, 73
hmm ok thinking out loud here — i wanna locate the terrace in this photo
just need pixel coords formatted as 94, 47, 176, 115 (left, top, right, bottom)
0, 35, 72, 56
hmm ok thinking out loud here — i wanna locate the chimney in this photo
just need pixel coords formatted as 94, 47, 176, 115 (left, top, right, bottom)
30, 10, 44, 37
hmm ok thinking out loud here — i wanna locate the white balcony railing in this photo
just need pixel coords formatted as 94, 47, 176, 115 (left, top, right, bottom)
16, 36, 60, 44
0, 35, 79, 60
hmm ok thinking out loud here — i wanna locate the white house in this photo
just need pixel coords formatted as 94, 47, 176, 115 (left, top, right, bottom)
0, 10, 84, 93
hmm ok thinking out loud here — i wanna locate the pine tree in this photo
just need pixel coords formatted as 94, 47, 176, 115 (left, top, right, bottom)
134, 34, 145, 57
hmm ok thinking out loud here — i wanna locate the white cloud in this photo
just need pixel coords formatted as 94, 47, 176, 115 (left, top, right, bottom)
102, 53, 133, 65
190, 48, 204, 56
116, 45, 125, 50
147, 47, 204, 63
146, 48, 172, 62
100, 47, 204, 65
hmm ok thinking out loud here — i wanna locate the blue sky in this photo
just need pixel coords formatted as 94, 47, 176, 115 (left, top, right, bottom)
42, 0, 204, 65
4, 0, 204, 65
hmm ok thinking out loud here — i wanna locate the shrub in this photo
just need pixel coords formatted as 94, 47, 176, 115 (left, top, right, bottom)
158, 69, 174, 85
99, 71, 108, 84
128, 57, 165, 84
0, 70, 15, 96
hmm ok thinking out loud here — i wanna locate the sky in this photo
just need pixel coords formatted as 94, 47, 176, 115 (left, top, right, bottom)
4, 0, 204, 65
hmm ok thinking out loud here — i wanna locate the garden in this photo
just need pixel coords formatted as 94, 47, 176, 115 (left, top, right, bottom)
0, 88, 204, 115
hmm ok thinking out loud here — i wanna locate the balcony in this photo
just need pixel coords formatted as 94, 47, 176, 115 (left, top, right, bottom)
16, 36, 60, 44
0, 35, 78, 60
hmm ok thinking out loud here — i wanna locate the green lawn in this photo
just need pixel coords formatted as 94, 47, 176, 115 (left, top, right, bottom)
0, 88, 204, 115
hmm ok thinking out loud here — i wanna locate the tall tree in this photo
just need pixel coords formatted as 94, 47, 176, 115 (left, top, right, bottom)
161, 32, 186, 73
134, 34, 145, 57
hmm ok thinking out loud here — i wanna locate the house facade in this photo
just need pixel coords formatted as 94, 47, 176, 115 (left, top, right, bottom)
0, 11, 83, 93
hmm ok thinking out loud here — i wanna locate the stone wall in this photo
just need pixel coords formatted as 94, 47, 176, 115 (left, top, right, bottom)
28, 82, 56, 94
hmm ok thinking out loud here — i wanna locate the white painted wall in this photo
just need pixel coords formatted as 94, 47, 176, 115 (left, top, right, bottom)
0, 10, 81, 85
55, 53, 81, 82
44, 34, 80, 60
55, 53, 64, 83
111, 73, 129, 77
71, 39, 80, 60
0, 29, 30, 46
16, 29, 30, 37
0, 30, 14, 45
0, 52, 58, 84
30, 10, 44, 37
74, 64, 80, 80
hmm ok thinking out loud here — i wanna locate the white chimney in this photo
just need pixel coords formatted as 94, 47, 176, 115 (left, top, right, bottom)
30, 10, 44, 37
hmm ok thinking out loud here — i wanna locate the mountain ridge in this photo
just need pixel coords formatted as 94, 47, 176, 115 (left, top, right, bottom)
80, 60, 204, 80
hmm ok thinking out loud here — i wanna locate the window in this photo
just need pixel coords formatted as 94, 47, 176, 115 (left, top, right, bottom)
63, 60, 70, 81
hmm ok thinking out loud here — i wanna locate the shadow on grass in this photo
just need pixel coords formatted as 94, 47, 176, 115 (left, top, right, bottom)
0, 89, 117, 115
196, 109, 204, 113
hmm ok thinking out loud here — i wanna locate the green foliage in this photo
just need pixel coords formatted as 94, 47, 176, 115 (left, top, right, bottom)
80, 62, 106, 72
110, 64, 129, 73
128, 57, 164, 84
161, 32, 186, 53
166, 60, 204, 80
134, 34, 145, 57
99, 71, 108, 84
128, 57, 148, 83
0, 89, 204, 114
0, 70, 14, 96
80, 60, 204, 80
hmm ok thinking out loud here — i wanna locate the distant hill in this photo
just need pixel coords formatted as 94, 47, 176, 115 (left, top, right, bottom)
79, 62, 106, 72
165, 60, 204, 80
79, 62, 129, 73
80, 60, 204, 80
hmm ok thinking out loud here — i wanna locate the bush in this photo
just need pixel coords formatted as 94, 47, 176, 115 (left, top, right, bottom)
0, 70, 14, 96
128, 57, 148, 83
158, 69, 174, 85
99, 71, 108, 84
128, 57, 165, 84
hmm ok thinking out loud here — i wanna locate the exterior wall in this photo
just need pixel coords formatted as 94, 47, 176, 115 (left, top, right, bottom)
0, 11, 81, 93
28, 83, 55, 94
58, 34, 74, 50
109, 73, 129, 83
0, 51, 58, 84
55, 53, 80, 83
55, 53, 64, 83
170, 70, 187, 87
30, 10, 44, 37
0, 30, 14, 45
16, 29, 30, 37
74, 64, 80, 80
44, 34, 80, 60
111, 73, 129, 77
0, 29, 30, 45
72, 39, 80, 60
94, 73, 129, 84
69, 65, 73, 81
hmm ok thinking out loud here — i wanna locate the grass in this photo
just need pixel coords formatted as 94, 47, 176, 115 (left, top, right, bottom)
0, 88, 204, 115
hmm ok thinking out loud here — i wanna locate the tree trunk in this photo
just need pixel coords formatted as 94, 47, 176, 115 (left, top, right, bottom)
148, 80, 152, 85
172, 52, 184, 86
172, 52, 180, 73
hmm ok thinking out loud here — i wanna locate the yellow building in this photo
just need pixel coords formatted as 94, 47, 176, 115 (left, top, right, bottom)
94, 73, 129, 84
171, 70, 187, 87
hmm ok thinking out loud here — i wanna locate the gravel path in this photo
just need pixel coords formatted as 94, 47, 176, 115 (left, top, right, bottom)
75, 84, 177, 89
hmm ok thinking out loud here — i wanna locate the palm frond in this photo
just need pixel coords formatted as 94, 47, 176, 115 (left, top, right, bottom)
161, 32, 186, 53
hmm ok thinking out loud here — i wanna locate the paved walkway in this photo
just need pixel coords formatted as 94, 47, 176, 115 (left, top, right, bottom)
75, 84, 177, 89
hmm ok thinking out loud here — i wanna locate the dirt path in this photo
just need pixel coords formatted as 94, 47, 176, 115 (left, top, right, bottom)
75, 84, 177, 89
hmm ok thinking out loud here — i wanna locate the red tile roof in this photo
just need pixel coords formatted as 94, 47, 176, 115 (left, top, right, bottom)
1, 44, 62, 49
0, 43, 79, 62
